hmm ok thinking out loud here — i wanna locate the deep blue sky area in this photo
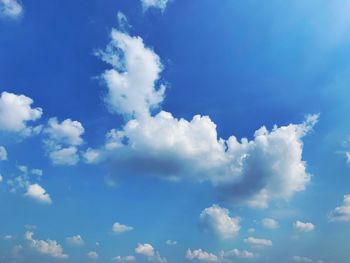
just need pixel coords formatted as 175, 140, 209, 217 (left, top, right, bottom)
1, 1, 350, 263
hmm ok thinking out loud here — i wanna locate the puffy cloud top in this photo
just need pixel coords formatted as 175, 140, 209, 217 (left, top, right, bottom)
329, 195, 350, 222
186, 249, 218, 262
199, 204, 240, 239
293, 221, 315, 232
25, 184, 52, 204
140, 0, 169, 11
0, 0, 22, 18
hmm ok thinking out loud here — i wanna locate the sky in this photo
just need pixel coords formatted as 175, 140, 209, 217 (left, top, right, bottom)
1, 0, 350, 262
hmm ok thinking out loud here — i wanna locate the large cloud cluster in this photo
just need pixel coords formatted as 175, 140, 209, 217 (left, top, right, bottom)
88, 28, 317, 208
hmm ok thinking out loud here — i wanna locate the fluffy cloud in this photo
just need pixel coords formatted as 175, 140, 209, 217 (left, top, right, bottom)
244, 237, 273, 247
25, 184, 52, 204
223, 248, 255, 259
91, 28, 318, 208
0, 146, 7, 160
0, 92, 42, 135
262, 218, 279, 229
113, 255, 135, 262
66, 235, 84, 246
0, 0, 22, 18
135, 243, 166, 263
43, 118, 84, 165
97, 29, 165, 118
293, 221, 315, 232
112, 222, 134, 234
140, 0, 169, 11
25, 231, 68, 259
199, 204, 240, 239
329, 195, 350, 221
186, 249, 218, 262
87, 251, 98, 260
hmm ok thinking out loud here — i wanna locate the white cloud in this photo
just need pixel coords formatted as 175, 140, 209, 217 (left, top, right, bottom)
25, 231, 68, 259
0, 146, 7, 160
49, 146, 79, 166
25, 184, 52, 204
91, 29, 318, 208
262, 218, 279, 229
87, 251, 98, 260
135, 243, 166, 263
140, 0, 169, 11
165, 240, 177, 245
293, 221, 315, 232
113, 255, 136, 262
293, 256, 313, 263
97, 29, 165, 118
44, 118, 84, 146
0, 0, 22, 18
329, 194, 350, 221
244, 237, 272, 247
112, 222, 134, 234
223, 248, 255, 259
43, 118, 84, 166
199, 204, 240, 239
186, 249, 218, 262
66, 235, 84, 246
0, 92, 42, 135
31, 168, 43, 177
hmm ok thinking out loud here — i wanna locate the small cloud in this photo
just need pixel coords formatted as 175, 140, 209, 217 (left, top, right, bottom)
0, 146, 7, 161
329, 195, 350, 222
87, 251, 98, 260
25, 184, 52, 204
165, 240, 177, 245
0, 0, 22, 19
262, 218, 279, 229
293, 221, 315, 232
112, 222, 133, 234
244, 237, 273, 247
66, 235, 84, 246
186, 248, 218, 262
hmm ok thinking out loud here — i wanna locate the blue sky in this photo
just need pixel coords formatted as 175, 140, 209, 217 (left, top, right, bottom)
1, 0, 350, 262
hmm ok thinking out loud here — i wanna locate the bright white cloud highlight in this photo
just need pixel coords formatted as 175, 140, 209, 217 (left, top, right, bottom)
135, 243, 166, 263
66, 235, 84, 246
141, 0, 169, 11
25, 231, 68, 259
262, 218, 279, 229
186, 249, 218, 262
329, 194, 350, 221
113, 255, 136, 262
244, 237, 273, 247
25, 184, 52, 204
293, 221, 315, 232
98, 29, 165, 118
200, 204, 240, 239
0, 92, 42, 134
0, 0, 22, 18
112, 222, 134, 233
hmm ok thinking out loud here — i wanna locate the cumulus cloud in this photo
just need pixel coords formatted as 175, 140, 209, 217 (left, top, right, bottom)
135, 243, 166, 263
0, 146, 7, 160
66, 235, 84, 246
90, 27, 318, 208
87, 251, 98, 260
97, 29, 165, 118
43, 118, 84, 165
25, 183, 52, 204
293, 221, 315, 232
186, 249, 218, 262
112, 222, 134, 234
262, 218, 279, 229
0, 0, 22, 19
113, 255, 136, 262
244, 237, 272, 247
0, 92, 42, 135
140, 0, 169, 11
25, 231, 68, 259
199, 204, 240, 239
329, 195, 350, 222
223, 248, 255, 259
